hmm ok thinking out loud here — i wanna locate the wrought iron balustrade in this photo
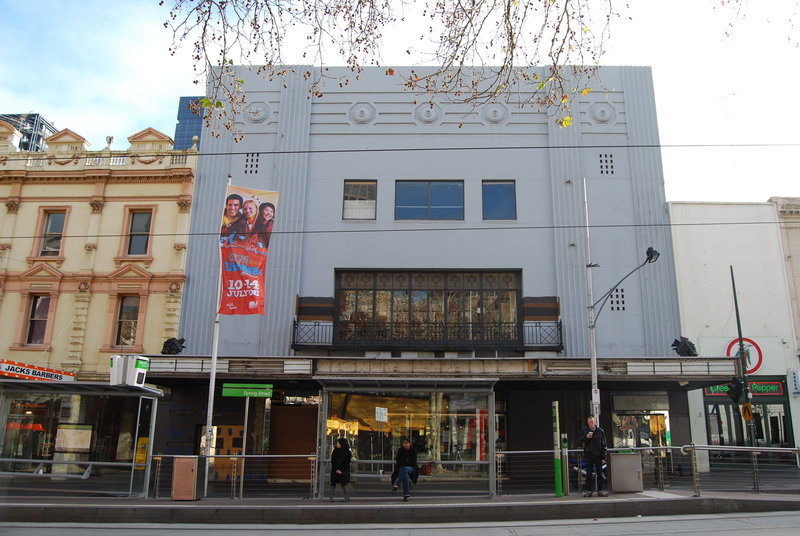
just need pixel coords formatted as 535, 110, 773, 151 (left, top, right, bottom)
292, 320, 562, 350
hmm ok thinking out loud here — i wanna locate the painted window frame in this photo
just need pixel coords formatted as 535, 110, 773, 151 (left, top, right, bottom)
482, 180, 517, 220
342, 180, 377, 220
114, 205, 156, 267
27, 207, 70, 266
11, 292, 58, 350
102, 292, 148, 353
395, 180, 464, 220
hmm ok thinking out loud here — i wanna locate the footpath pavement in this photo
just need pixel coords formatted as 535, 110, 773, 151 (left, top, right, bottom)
1, 490, 799, 525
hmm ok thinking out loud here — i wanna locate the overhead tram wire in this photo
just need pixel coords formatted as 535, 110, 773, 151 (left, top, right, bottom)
0, 219, 792, 244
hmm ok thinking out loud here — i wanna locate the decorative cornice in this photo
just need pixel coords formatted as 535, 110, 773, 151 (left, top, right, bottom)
5, 198, 19, 214
0, 271, 185, 293
0, 169, 194, 185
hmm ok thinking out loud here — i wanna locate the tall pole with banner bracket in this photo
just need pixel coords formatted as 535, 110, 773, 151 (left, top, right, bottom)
204, 175, 231, 497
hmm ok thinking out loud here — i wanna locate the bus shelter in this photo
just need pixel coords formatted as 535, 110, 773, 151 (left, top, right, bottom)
0, 379, 162, 497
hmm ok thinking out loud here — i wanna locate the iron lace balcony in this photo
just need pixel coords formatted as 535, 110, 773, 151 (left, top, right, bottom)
292, 320, 562, 351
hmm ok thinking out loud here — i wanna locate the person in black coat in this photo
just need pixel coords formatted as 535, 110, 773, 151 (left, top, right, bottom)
390, 438, 418, 501
578, 416, 608, 497
329, 437, 351, 502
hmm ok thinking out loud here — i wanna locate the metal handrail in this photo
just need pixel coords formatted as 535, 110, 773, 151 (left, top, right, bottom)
680, 444, 800, 455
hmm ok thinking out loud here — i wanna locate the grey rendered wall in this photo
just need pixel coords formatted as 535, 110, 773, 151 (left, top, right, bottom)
180, 66, 680, 358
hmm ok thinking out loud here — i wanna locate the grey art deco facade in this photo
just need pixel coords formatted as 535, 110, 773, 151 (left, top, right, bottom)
149, 66, 734, 475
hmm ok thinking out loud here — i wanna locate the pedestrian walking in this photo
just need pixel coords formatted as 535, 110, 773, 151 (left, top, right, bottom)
329, 437, 351, 502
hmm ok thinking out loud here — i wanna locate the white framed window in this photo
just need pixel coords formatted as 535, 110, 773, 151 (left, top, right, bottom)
343, 180, 377, 219
39, 211, 66, 256
127, 211, 152, 255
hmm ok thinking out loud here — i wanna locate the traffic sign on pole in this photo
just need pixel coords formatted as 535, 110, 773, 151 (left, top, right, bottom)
742, 402, 753, 422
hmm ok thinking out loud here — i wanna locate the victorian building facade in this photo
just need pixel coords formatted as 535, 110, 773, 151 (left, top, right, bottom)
0, 120, 196, 467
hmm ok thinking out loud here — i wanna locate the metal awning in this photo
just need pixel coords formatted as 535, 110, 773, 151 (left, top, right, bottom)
313, 376, 498, 392
0, 379, 163, 398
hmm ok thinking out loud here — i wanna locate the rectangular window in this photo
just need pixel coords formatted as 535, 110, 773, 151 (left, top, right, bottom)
39, 212, 66, 256
395, 181, 464, 220
343, 180, 377, 219
127, 211, 152, 255
26, 295, 51, 344
482, 181, 517, 220
115, 296, 140, 346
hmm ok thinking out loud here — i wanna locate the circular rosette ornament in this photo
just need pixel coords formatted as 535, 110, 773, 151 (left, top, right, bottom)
415, 103, 443, 125
481, 103, 509, 125
349, 103, 377, 125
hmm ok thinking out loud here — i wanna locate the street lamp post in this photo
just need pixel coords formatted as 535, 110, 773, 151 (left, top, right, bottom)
583, 178, 660, 422
585, 246, 660, 422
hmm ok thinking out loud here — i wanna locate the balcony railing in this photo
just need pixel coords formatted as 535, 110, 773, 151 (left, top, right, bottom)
292, 320, 562, 351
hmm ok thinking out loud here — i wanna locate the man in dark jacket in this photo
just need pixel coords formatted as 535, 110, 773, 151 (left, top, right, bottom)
579, 416, 608, 497
391, 438, 418, 501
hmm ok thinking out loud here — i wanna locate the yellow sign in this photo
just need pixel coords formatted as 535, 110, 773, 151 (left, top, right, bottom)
742, 402, 753, 422
135, 437, 149, 468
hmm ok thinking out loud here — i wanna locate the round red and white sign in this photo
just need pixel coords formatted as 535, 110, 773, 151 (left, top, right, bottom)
725, 338, 763, 375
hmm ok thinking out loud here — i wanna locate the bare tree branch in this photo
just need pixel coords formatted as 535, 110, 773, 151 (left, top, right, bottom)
160, 0, 622, 135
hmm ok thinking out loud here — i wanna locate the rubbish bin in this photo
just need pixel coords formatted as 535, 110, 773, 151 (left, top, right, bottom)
172, 455, 201, 500
609, 452, 643, 493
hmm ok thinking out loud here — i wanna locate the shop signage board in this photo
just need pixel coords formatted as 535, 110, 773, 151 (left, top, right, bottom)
375, 406, 388, 423
0, 360, 75, 382
222, 383, 273, 397
705, 381, 784, 397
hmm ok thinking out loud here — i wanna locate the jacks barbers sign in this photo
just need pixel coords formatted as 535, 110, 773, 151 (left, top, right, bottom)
0, 360, 75, 382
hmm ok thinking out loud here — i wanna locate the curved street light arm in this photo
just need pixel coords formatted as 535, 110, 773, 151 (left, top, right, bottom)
590, 259, 648, 326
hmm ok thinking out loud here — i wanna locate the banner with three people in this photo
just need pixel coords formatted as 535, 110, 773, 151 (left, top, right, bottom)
218, 184, 279, 315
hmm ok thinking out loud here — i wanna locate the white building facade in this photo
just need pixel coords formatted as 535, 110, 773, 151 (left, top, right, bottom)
670, 201, 800, 449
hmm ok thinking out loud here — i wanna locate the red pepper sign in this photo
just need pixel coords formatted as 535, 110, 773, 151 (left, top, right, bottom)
725, 337, 764, 375
218, 185, 279, 315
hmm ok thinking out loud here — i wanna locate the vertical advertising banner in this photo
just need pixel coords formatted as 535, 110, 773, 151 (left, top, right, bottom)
219, 185, 279, 315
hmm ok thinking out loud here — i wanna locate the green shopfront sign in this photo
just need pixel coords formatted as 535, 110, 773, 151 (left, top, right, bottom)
222, 383, 273, 398
705, 381, 784, 397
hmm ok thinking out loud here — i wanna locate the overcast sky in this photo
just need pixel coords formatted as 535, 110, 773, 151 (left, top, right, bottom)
1, 0, 798, 203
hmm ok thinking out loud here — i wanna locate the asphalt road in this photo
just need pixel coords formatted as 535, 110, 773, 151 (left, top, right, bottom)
2, 511, 800, 536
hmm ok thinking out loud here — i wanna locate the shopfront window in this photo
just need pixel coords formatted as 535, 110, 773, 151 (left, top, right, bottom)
1, 393, 148, 470
703, 380, 792, 448
323, 390, 497, 470
611, 412, 670, 449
